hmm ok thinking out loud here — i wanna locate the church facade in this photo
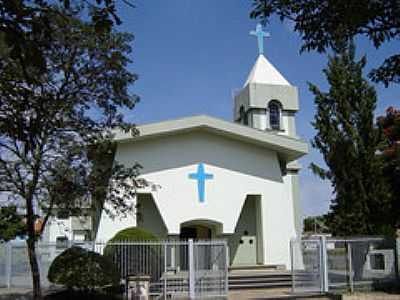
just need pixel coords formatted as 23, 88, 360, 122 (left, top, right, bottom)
93, 53, 308, 268
44, 25, 308, 268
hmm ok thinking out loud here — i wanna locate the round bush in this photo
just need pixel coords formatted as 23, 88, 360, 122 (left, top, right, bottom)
108, 227, 158, 242
48, 246, 120, 290
104, 227, 160, 280
104, 227, 159, 266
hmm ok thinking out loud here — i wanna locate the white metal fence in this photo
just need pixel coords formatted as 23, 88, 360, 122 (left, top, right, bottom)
291, 238, 324, 293
291, 236, 398, 294
0, 240, 229, 299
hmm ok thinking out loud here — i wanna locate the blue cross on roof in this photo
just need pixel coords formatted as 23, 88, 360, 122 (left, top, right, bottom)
250, 23, 270, 55
189, 163, 214, 203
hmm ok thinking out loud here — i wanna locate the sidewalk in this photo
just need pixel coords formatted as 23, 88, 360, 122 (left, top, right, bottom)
229, 288, 338, 299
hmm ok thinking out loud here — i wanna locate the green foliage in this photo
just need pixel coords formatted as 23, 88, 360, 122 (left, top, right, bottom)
104, 227, 158, 257
48, 247, 120, 290
0, 206, 26, 241
0, 4, 141, 299
0, 0, 133, 83
109, 227, 158, 242
250, 0, 400, 86
104, 228, 160, 280
0, 7, 142, 233
309, 43, 392, 236
377, 107, 400, 229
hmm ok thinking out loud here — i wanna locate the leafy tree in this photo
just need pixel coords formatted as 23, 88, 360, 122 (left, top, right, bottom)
0, 7, 142, 300
309, 43, 392, 236
0, 0, 134, 83
0, 206, 27, 241
250, 0, 400, 86
377, 107, 400, 228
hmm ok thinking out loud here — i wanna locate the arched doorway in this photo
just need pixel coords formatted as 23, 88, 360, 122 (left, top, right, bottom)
180, 219, 223, 240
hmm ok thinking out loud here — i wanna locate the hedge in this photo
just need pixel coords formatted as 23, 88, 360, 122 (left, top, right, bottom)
48, 246, 120, 290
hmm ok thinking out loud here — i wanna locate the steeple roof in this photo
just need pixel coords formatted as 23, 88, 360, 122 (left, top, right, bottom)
244, 54, 290, 87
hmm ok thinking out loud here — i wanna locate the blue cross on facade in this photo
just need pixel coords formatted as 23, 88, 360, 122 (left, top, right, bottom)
188, 163, 214, 203
250, 23, 270, 55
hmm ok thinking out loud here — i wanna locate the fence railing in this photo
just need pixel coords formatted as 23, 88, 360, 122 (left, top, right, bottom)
291, 236, 398, 294
0, 239, 229, 299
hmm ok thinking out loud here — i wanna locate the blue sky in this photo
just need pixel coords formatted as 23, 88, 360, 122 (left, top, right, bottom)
116, 1, 399, 218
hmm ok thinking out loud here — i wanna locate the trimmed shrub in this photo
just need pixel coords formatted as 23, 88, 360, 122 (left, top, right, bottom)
104, 227, 160, 280
48, 246, 120, 290
108, 227, 158, 242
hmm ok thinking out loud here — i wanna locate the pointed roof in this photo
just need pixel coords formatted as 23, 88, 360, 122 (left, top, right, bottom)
244, 54, 290, 87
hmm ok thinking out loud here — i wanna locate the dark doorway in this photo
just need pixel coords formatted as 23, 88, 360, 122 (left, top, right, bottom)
180, 225, 212, 240
179, 225, 213, 270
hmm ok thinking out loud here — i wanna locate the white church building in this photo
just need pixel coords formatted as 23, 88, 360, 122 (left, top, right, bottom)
46, 27, 308, 269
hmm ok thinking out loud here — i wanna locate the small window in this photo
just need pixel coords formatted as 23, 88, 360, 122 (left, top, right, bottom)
73, 230, 91, 242
239, 106, 248, 126
56, 236, 69, 249
57, 209, 70, 220
370, 253, 385, 270
268, 101, 281, 130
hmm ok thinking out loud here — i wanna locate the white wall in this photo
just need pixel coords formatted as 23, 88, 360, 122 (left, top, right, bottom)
96, 130, 298, 267
46, 218, 73, 242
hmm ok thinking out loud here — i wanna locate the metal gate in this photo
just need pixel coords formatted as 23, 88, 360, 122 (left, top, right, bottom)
102, 239, 229, 299
291, 236, 398, 294
192, 240, 229, 298
291, 238, 324, 293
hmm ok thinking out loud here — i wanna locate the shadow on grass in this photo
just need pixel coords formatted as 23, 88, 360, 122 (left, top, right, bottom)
44, 286, 124, 300
372, 279, 400, 294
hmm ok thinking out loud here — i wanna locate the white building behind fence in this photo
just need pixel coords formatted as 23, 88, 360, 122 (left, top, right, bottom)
45, 27, 309, 270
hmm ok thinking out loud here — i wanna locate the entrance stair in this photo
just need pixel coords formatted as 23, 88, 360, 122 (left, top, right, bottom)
229, 265, 292, 290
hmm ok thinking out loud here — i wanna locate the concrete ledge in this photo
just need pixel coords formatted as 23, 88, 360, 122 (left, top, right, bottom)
340, 293, 400, 300
0, 288, 32, 300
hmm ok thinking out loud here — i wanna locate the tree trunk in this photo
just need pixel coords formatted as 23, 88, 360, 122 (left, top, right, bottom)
27, 237, 42, 300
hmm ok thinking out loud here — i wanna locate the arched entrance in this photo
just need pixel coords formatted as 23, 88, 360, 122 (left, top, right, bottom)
180, 219, 223, 240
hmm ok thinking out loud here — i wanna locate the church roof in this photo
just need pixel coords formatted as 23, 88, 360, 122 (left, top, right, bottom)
244, 54, 290, 87
113, 115, 308, 162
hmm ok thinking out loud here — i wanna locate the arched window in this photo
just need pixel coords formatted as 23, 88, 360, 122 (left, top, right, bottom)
268, 101, 281, 130
239, 106, 248, 125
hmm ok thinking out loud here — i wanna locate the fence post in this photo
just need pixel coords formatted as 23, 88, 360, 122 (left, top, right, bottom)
225, 243, 229, 296
188, 239, 195, 299
164, 243, 167, 300
396, 237, 400, 279
290, 239, 295, 293
320, 236, 329, 293
5, 242, 12, 288
347, 242, 354, 293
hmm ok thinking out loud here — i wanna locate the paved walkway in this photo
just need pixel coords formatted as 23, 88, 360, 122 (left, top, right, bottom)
229, 288, 336, 299
1, 287, 329, 300
2, 287, 400, 300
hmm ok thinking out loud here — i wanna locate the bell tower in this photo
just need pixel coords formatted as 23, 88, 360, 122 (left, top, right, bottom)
234, 25, 300, 138
234, 24, 303, 237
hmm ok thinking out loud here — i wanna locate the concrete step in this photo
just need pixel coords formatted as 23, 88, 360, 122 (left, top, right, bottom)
229, 271, 291, 278
229, 281, 292, 290
230, 277, 291, 284
229, 264, 286, 272
228, 271, 293, 290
